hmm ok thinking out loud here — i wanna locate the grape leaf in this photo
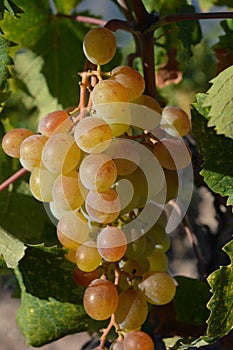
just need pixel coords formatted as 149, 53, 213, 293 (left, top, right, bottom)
206, 239, 233, 341
0, 227, 26, 268
163, 336, 210, 349
191, 93, 233, 207
55, 0, 82, 14
0, 34, 13, 103
203, 65, 233, 140
0, 0, 23, 20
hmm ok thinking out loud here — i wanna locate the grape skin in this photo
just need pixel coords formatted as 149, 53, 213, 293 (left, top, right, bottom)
38, 110, 72, 137
73, 266, 100, 286
123, 331, 154, 350
75, 241, 102, 272
161, 106, 191, 137
132, 94, 162, 114
2, 128, 34, 158
97, 226, 127, 262
29, 167, 57, 202
19, 134, 48, 170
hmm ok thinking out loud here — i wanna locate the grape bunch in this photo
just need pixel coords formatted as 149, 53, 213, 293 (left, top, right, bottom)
2, 26, 192, 349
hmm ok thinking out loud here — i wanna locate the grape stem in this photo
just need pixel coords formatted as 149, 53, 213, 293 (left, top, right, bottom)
0, 168, 28, 193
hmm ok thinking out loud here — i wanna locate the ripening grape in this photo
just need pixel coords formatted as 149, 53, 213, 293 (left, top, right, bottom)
65, 248, 79, 263
2, 128, 34, 158
38, 110, 73, 137
92, 80, 129, 105
29, 167, 57, 202
42, 133, 81, 174
109, 340, 124, 350
146, 223, 170, 252
52, 171, 87, 211
139, 271, 176, 305
123, 331, 154, 350
148, 250, 168, 272
75, 241, 102, 272
97, 226, 127, 262
110, 66, 145, 101
163, 168, 179, 202
161, 106, 191, 137
125, 236, 147, 259
153, 137, 191, 170
73, 266, 100, 286
83, 27, 116, 65
57, 228, 81, 250
79, 153, 117, 192
49, 201, 67, 220
85, 188, 121, 224
83, 278, 118, 320
132, 94, 162, 114
122, 257, 150, 277
19, 134, 48, 170
114, 289, 148, 331
74, 116, 112, 153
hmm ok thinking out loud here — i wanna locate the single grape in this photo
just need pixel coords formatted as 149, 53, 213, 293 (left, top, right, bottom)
65, 248, 78, 263
123, 331, 154, 350
79, 153, 117, 192
19, 134, 48, 171
125, 236, 147, 259
73, 266, 100, 286
148, 249, 168, 272
49, 201, 67, 220
83, 27, 116, 65
145, 224, 170, 252
122, 257, 150, 277
97, 226, 127, 262
42, 132, 81, 174
29, 167, 57, 202
75, 241, 102, 272
161, 106, 191, 137
38, 109, 73, 137
114, 289, 148, 331
83, 278, 118, 320
139, 271, 176, 305
132, 94, 162, 114
92, 80, 129, 105
2, 128, 34, 158
74, 116, 112, 153
109, 340, 124, 350
110, 66, 145, 101
85, 188, 121, 224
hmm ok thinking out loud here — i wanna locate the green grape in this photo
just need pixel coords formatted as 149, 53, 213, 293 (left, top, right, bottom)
73, 266, 100, 286
57, 210, 90, 246
42, 132, 81, 174
75, 241, 102, 272
79, 153, 117, 192
83, 278, 118, 320
114, 289, 148, 331
146, 223, 170, 252
148, 249, 168, 272
125, 236, 147, 260
123, 167, 148, 198
161, 106, 191, 137
85, 188, 121, 224
19, 134, 48, 171
153, 137, 191, 170
132, 94, 162, 114
110, 66, 145, 101
2, 128, 34, 158
38, 109, 73, 137
139, 271, 176, 305
83, 27, 116, 65
97, 226, 127, 262
29, 167, 57, 202
49, 201, 67, 220
52, 170, 87, 211
122, 258, 150, 277
163, 168, 179, 202
74, 116, 112, 153
92, 79, 129, 105
123, 331, 154, 350
109, 340, 124, 350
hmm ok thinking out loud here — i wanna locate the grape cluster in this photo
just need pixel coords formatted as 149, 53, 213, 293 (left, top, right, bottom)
2, 26, 192, 349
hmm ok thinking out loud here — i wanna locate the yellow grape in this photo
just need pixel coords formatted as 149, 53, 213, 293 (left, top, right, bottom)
83, 27, 116, 65
79, 153, 117, 192
75, 241, 102, 272
148, 250, 168, 272
123, 331, 154, 350
139, 271, 176, 305
74, 116, 112, 153
109, 340, 124, 350
132, 94, 162, 114
85, 188, 121, 224
92, 80, 129, 105
29, 167, 57, 202
97, 226, 127, 262
42, 132, 81, 174
19, 134, 48, 171
122, 258, 150, 277
110, 66, 145, 101
49, 201, 68, 220
57, 228, 81, 250
2, 128, 34, 158
73, 266, 100, 286
161, 106, 191, 137
38, 109, 73, 137
65, 248, 78, 263
146, 223, 170, 252
83, 278, 118, 320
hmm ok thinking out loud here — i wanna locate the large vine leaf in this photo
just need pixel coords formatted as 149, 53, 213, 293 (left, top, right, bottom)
206, 239, 233, 341
0, 34, 13, 104
191, 93, 233, 207
164, 336, 210, 349
203, 65, 233, 140
0, 227, 26, 268
0, 0, 23, 20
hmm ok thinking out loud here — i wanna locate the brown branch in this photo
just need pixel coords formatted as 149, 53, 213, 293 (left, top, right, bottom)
0, 168, 28, 192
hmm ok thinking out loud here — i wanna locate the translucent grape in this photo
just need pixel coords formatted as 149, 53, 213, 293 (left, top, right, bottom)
75, 241, 102, 272
122, 258, 150, 277
79, 153, 117, 192
19, 134, 48, 171
146, 224, 170, 252
42, 132, 81, 174
97, 226, 127, 262
65, 248, 78, 263
139, 271, 176, 305
111, 66, 145, 101
73, 266, 100, 286
52, 170, 87, 211
83, 278, 118, 320
49, 201, 67, 220
114, 289, 148, 331
2, 128, 34, 158
83, 27, 116, 65
125, 236, 147, 259
148, 250, 168, 272
109, 340, 124, 350
161, 106, 191, 137
74, 116, 112, 153
132, 94, 162, 114
93, 80, 129, 105
85, 188, 121, 224
123, 331, 154, 350
29, 167, 57, 202
38, 110, 73, 137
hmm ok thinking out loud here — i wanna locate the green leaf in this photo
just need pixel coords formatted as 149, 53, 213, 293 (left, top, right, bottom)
213, 0, 233, 6
0, 34, 13, 104
203, 65, 233, 140
55, 0, 82, 14
173, 276, 211, 327
164, 336, 211, 349
0, 227, 26, 268
0, 0, 23, 20
206, 239, 233, 341
191, 93, 233, 207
